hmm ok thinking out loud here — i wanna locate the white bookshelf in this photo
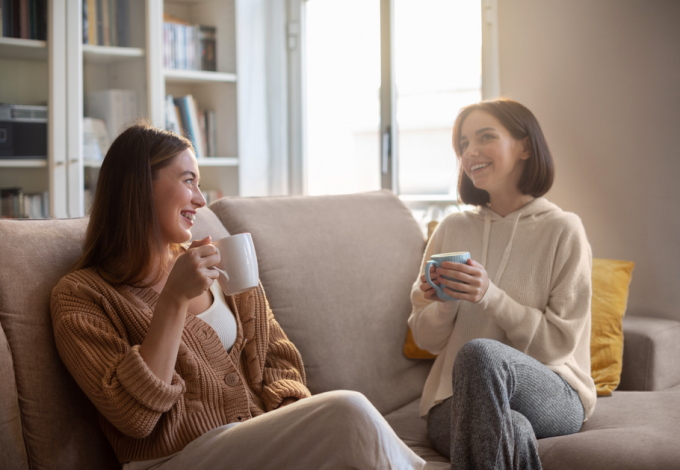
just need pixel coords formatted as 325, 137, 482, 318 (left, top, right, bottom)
0, 160, 49, 168
2, 0, 243, 218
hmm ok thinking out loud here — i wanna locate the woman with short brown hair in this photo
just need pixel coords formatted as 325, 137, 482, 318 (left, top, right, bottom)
51, 123, 425, 470
410, 99, 595, 469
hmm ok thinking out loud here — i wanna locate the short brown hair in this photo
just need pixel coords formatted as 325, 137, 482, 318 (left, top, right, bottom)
452, 98, 554, 206
71, 122, 193, 287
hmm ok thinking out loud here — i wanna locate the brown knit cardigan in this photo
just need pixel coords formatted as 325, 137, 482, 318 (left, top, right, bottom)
50, 267, 311, 463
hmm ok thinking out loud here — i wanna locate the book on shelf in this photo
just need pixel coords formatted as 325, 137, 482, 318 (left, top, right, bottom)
0, 187, 48, 219
166, 94, 216, 158
81, 0, 130, 47
163, 13, 216, 72
85, 89, 137, 142
1, 0, 46, 40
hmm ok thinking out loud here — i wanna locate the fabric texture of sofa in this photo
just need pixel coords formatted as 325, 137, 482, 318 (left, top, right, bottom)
1, 190, 679, 470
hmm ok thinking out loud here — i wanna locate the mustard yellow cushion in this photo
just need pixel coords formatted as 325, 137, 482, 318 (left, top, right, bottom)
404, 258, 635, 397
590, 258, 635, 396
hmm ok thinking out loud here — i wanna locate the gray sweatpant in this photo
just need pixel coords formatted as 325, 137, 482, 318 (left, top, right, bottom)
427, 339, 584, 470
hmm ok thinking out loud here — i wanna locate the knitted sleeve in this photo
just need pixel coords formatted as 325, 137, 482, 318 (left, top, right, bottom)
476, 215, 593, 364
259, 300, 311, 411
51, 281, 185, 439
408, 218, 462, 355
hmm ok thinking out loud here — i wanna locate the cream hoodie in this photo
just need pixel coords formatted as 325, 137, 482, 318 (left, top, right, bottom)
409, 198, 597, 421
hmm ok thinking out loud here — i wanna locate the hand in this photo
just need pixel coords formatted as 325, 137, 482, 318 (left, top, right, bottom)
163, 236, 221, 304
278, 397, 299, 409
419, 264, 445, 302
435, 259, 489, 303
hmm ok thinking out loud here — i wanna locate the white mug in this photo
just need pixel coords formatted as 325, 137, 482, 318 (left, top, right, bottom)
211, 233, 259, 295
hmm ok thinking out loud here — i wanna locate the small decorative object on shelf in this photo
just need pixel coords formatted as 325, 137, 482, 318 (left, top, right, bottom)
84, 89, 137, 142
1, 0, 47, 40
163, 13, 216, 72
82, 0, 131, 47
166, 94, 216, 158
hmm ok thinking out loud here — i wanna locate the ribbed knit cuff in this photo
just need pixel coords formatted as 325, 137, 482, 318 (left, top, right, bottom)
117, 345, 186, 413
476, 281, 503, 313
261, 380, 312, 411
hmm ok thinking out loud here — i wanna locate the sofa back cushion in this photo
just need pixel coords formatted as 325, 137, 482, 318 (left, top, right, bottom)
0, 320, 28, 470
0, 207, 225, 469
0, 218, 119, 470
210, 190, 432, 415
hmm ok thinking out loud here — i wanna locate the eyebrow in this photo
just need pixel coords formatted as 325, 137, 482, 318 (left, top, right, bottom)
460, 127, 497, 141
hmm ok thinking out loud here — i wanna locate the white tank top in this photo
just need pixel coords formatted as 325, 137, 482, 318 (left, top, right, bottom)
196, 282, 238, 352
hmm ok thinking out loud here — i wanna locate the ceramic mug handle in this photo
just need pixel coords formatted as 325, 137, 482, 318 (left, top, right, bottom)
424, 260, 441, 295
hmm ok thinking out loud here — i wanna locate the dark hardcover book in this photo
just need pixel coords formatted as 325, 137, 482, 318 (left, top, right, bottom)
36, 0, 45, 40
2, 0, 9, 38
12, 0, 19, 38
82, 0, 88, 43
95, 0, 103, 45
29, 0, 36, 39
199, 25, 216, 71
116, 0, 129, 47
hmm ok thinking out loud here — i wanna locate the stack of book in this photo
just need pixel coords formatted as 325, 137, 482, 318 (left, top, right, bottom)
0, 188, 48, 219
1, 0, 48, 40
163, 13, 216, 71
81, 0, 130, 47
165, 94, 217, 159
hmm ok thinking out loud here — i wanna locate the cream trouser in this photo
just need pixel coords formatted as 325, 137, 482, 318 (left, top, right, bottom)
122, 390, 426, 470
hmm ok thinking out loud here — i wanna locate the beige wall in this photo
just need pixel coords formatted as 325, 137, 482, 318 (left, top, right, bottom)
497, 0, 680, 320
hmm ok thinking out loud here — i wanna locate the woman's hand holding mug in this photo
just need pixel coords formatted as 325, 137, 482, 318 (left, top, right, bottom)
164, 236, 221, 303
421, 251, 490, 303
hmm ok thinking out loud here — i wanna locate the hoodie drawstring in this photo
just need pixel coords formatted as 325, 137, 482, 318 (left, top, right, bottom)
481, 212, 491, 267
492, 212, 522, 285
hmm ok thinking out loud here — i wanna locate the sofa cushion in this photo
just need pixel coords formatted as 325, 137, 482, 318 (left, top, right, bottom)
0, 320, 28, 470
590, 258, 634, 396
385, 389, 680, 470
0, 206, 224, 469
538, 388, 680, 469
210, 190, 432, 415
619, 316, 680, 391
0, 218, 118, 470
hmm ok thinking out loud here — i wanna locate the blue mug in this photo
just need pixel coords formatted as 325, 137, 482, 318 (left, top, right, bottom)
425, 251, 470, 301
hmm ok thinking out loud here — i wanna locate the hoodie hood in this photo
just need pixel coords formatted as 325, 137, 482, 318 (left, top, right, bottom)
470, 197, 561, 286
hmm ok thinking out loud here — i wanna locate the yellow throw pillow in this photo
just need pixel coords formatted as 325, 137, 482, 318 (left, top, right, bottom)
590, 258, 634, 396
404, 258, 635, 397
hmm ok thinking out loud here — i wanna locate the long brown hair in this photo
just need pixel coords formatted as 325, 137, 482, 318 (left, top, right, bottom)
452, 98, 555, 206
71, 122, 193, 287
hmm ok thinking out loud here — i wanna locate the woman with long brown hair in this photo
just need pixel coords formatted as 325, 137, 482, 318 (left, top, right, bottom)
51, 123, 425, 470
409, 99, 596, 469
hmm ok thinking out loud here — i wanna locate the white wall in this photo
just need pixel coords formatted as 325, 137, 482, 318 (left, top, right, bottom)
497, 0, 680, 320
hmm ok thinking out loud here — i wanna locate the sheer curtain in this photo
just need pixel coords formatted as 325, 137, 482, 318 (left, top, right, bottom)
236, 0, 289, 197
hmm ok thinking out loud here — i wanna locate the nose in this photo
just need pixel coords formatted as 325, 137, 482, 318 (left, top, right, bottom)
193, 187, 207, 208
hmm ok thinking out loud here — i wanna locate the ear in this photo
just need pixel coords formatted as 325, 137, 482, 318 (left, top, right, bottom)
519, 137, 531, 161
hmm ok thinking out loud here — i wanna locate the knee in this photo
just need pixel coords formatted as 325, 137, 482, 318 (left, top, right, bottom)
317, 390, 380, 423
454, 338, 504, 371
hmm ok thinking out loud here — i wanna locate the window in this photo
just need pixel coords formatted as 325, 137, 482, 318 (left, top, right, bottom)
304, 0, 484, 202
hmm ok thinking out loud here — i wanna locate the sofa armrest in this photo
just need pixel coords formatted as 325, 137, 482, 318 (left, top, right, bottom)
618, 316, 680, 391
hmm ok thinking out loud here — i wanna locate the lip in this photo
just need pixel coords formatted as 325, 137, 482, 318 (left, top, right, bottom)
180, 210, 196, 225
469, 162, 492, 175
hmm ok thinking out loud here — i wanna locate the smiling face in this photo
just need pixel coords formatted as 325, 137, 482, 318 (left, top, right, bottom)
152, 149, 205, 245
458, 110, 530, 196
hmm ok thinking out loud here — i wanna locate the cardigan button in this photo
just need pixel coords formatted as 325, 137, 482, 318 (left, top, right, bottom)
225, 373, 240, 386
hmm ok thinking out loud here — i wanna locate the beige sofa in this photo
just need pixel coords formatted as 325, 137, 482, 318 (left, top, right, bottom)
1, 190, 679, 470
